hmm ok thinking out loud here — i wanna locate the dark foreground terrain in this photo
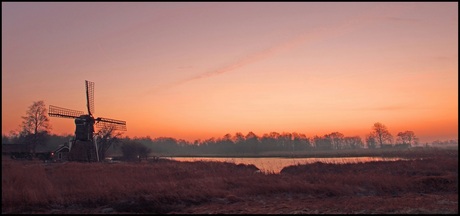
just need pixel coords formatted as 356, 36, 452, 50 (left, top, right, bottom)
2, 148, 457, 214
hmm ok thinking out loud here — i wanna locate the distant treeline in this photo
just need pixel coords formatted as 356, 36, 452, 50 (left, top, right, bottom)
3, 131, 457, 156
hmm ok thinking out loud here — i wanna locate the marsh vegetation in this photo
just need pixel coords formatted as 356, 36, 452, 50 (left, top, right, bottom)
1, 147, 457, 214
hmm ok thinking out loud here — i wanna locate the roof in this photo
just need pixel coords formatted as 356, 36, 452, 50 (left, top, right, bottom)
54, 145, 70, 153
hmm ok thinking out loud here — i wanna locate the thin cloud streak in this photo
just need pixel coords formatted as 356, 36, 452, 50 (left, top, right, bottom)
348, 105, 435, 111
145, 16, 368, 96
384, 16, 420, 22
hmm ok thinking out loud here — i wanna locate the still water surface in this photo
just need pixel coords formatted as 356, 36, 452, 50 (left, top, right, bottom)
170, 157, 406, 174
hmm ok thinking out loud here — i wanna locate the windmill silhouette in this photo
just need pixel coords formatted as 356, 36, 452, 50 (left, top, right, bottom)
48, 80, 126, 162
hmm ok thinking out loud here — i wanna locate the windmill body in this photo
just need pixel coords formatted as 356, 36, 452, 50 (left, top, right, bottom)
75, 115, 95, 141
49, 80, 126, 162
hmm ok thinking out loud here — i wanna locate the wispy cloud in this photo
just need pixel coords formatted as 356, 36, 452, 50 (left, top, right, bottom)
349, 105, 433, 111
384, 16, 420, 22
363, 105, 408, 111
145, 4, 410, 95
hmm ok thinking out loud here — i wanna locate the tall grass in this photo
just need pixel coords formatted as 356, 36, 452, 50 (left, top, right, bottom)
2, 148, 457, 213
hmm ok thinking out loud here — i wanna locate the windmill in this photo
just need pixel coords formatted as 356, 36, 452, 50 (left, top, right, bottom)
48, 80, 126, 162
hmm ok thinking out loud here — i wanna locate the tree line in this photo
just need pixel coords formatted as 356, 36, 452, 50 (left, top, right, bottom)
119, 123, 419, 156
2, 100, 455, 158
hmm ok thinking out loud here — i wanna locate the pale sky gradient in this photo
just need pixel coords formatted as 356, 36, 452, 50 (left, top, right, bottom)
2, 2, 458, 143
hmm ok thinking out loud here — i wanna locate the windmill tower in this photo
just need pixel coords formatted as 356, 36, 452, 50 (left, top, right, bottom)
48, 80, 127, 162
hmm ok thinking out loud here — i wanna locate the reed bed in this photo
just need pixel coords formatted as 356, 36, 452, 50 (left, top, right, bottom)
2, 148, 457, 214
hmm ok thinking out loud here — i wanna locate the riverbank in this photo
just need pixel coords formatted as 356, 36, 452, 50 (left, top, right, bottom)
146, 145, 458, 158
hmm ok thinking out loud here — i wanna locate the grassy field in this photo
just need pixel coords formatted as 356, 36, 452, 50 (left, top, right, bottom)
2, 147, 458, 214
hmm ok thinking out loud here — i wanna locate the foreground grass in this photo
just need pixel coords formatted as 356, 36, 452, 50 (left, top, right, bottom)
2, 148, 458, 214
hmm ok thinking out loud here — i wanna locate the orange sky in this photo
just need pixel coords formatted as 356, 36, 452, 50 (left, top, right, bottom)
2, 2, 458, 144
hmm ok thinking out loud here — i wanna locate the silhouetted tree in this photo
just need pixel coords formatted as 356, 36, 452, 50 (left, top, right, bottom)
245, 131, 260, 154
232, 132, 245, 143
260, 132, 279, 152
95, 125, 123, 161
4, 130, 22, 144
223, 133, 233, 141
279, 132, 293, 151
121, 140, 151, 161
371, 122, 393, 148
219, 133, 235, 154
344, 136, 364, 149
20, 101, 51, 155
202, 137, 218, 154
365, 133, 377, 149
292, 132, 310, 151
151, 137, 178, 154
233, 132, 246, 153
2, 134, 10, 144
326, 132, 344, 150
396, 131, 419, 146
313, 135, 333, 150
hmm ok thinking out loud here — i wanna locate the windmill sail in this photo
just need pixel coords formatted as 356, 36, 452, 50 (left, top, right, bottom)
85, 80, 94, 116
96, 117, 127, 131
48, 105, 84, 119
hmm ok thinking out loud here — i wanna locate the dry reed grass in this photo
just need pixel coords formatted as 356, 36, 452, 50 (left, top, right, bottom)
1, 148, 457, 214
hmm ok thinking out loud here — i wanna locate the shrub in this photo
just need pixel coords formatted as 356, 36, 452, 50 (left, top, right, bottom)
120, 141, 151, 161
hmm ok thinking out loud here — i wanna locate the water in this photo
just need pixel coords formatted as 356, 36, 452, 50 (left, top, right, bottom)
169, 157, 406, 174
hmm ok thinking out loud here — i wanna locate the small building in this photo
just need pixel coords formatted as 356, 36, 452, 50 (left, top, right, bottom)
53, 145, 70, 162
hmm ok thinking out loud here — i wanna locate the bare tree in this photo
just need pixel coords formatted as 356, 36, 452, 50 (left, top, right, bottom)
371, 122, 393, 148
232, 132, 245, 144
397, 131, 419, 146
365, 133, 377, 149
95, 125, 123, 161
20, 100, 51, 155
292, 132, 310, 151
121, 140, 151, 161
344, 136, 364, 149
313, 135, 333, 150
325, 132, 345, 150
245, 131, 260, 154
222, 133, 233, 142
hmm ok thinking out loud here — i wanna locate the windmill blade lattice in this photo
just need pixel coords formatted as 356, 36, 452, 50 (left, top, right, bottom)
49, 105, 84, 119
96, 117, 127, 131
85, 80, 94, 116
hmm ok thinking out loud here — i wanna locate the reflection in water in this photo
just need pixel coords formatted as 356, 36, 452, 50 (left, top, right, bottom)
170, 157, 407, 174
